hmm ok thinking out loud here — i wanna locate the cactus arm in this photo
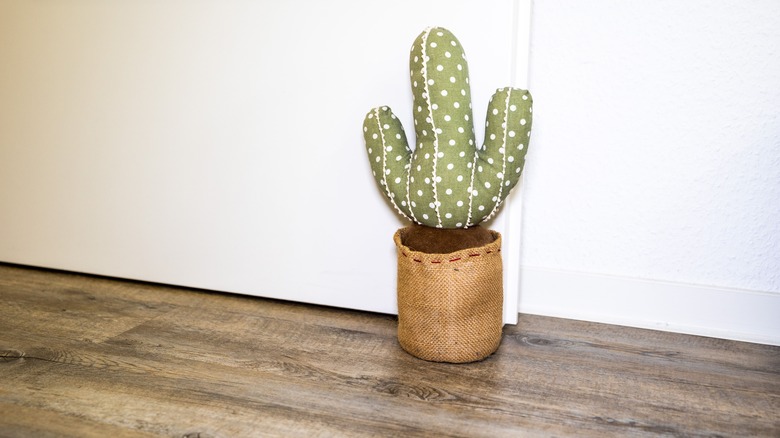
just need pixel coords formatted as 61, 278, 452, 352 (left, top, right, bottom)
363, 106, 414, 221
470, 88, 533, 225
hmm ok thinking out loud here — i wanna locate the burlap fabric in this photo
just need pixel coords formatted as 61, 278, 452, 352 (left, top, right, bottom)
393, 227, 503, 363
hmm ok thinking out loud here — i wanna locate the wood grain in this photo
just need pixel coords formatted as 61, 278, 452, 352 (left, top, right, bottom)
1, 263, 778, 437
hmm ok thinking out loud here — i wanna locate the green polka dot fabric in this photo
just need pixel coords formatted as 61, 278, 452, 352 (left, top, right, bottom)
364, 27, 533, 229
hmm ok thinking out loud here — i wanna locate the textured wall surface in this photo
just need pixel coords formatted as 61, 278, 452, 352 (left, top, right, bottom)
524, 0, 780, 292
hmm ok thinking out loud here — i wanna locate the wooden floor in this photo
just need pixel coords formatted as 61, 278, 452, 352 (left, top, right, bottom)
0, 264, 778, 437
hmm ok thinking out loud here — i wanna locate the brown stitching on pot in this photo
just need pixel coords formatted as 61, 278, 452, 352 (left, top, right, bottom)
401, 247, 500, 264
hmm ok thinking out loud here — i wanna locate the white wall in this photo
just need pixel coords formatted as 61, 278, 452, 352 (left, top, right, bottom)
521, 0, 780, 344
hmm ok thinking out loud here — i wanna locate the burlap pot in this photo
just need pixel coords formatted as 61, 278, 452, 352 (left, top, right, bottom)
393, 227, 503, 363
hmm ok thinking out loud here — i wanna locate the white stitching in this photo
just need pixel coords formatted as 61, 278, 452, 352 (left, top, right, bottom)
421, 28, 443, 228
465, 147, 479, 228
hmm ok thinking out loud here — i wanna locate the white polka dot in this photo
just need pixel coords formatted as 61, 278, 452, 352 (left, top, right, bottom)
472, 190, 479, 196
429, 202, 435, 209
457, 127, 464, 133
417, 190, 423, 196
417, 106, 422, 112
444, 115, 451, 121
446, 188, 452, 195
428, 79, 435, 85
492, 109, 499, 115
396, 133, 401, 139
516, 167, 522, 173
432, 103, 438, 110
457, 200, 464, 207
441, 90, 448, 96
437, 152, 444, 158
509, 131, 516, 137
484, 181, 491, 188
448, 139, 456, 146
450, 77, 456, 83
368, 148, 372, 153
430, 42, 437, 48
459, 151, 465, 157
478, 205, 485, 211
424, 177, 430, 184
447, 163, 454, 170
522, 94, 528, 100
518, 144, 525, 150
445, 51, 451, 58
497, 172, 504, 179
368, 113, 374, 119
520, 119, 527, 125
423, 213, 429, 219
375, 156, 380, 162
457, 175, 464, 182
456, 222, 463, 227
487, 158, 494, 164
454, 102, 460, 108
436, 65, 443, 71
490, 134, 496, 140
395, 155, 402, 161
508, 156, 515, 162
386, 146, 392, 151
478, 166, 483, 172
457, 64, 462, 70
510, 104, 517, 111
445, 213, 452, 218
395, 177, 401, 184
372, 133, 378, 139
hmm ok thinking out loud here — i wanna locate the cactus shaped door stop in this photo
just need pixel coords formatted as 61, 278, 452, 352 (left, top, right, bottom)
363, 27, 533, 363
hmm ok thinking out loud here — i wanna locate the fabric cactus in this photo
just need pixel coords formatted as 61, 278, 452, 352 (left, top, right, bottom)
364, 26, 533, 229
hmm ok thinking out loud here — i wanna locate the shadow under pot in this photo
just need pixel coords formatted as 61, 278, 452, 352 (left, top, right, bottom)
393, 224, 504, 363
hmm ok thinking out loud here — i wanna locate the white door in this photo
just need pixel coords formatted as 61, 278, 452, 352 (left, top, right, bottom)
0, 0, 531, 323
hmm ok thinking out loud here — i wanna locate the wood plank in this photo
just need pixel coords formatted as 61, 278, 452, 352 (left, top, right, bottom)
1, 263, 778, 437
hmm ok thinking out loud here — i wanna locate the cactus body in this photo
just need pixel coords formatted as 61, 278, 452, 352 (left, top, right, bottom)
364, 27, 532, 228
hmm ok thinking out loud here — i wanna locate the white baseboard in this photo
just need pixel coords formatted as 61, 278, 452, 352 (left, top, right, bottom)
518, 266, 780, 346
